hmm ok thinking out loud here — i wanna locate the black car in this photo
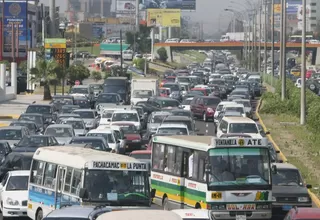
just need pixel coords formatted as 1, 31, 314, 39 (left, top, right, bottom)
25, 104, 58, 124
272, 163, 312, 218
10, 121, 41, 135
13, 135, 59, 151
69, 137, 111, 152
60, 105, 81, 114
0, 141, 12, 165
73, 96, 91, 108
18, 113, 46, 132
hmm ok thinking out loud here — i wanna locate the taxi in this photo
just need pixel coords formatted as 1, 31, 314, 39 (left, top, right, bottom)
172, 209, 210, 220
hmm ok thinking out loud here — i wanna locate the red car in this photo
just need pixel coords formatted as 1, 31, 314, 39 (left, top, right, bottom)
190, 96, 221, 122
111, 122, 142, 152
129, 150, 151, 161
285, 207, 320, 220
160, 87, 171, 97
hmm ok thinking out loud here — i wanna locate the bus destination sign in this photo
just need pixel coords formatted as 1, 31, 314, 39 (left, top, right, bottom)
91, 161, 147, 170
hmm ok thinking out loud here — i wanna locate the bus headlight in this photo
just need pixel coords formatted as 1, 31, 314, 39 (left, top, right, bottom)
6, 198, 19, 206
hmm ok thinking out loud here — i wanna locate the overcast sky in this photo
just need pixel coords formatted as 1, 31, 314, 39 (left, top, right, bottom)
39, 0, 256, 36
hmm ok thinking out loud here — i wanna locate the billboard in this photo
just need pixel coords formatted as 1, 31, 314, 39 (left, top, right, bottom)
2, 0, 28, 58
286, 0, 302, 14
116, 0, 135, 14
140, 0, 195, 10
147, 9, 181, 27
273, 4, 281, 14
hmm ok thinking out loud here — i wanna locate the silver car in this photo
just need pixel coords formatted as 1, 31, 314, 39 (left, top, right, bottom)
233, 99, 253, 117
147, 111, 171, 134
72, 109, 99, 130
61, 118, 87, 136
44, 124, 75, 145
0, 126, 29, 149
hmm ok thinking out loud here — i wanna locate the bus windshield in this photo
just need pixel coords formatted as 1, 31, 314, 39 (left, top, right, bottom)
84, 170, 149, 204
207, 147, 270, 190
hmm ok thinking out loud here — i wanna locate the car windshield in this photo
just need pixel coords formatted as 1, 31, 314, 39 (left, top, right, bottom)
17, 136, 48, 147
208, 148, 270, 188
116, 124, 138, 134
210, 80, 225, 85
71, 139, 105, 151
229, 123, 258, 133
112, 113, 139, 122
160, 100, 179, 108
74, 99, 90, 107
182, 99, 192, 105
225, 107, 244, 114
19, 115, 42, 125
235, 101, 251, 107
204, 98, 221, 106
165, 78, 175, 82
102, 111, 114, 118
97, 94, 118, 103
84, 170, 149, 203
272, 169, 303, 186
45, 127, 73, 137
61, 106, 79, 114
163, 120, 192, 130
26, 106, 51, 114
133, 90, 153, 98
0, 129, 22, 140
6, 176, 29, 191
44, 218, 88, 220
87, 133, 115, 143
104, 86, 126, 94
130, 154, 151, 160
73, 111, 94, 118
11, 123, 36, 132
163, 84, 179, 92
63, 120, 85, 129
177, 77, 190, 83
171, 111, 192, 117
70, 87, 88, 94
157, 127, 188, 135
189, 90, 204, 95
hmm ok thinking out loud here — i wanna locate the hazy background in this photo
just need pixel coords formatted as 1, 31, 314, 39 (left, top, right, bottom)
39, 0, 249, 37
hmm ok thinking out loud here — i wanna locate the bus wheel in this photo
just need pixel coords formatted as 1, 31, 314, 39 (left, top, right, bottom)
163, 197, 169, 210
195, 203, 201, 209
36, 209, 43, 220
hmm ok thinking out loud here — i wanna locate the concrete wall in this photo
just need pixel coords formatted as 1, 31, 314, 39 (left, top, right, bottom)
153, 46, 173, 62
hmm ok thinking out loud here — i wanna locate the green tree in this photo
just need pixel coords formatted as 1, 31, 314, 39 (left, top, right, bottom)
0, 60, 10, 66
157, 47, 168, 62
133, 58, 148, 71
67, 64, 90, 85
30, 59, 60, 100
91, 71, 102, 82
125, 25, 151, 53
19, 60, 28, 74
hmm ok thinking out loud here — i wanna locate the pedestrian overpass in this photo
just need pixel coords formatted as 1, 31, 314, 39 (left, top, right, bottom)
153, 42, 320, 65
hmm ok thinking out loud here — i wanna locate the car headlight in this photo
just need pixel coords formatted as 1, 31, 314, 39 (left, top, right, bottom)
6, 197, 19, 206
272, 196, 276, 202
86, 121, 93, 126
298, 197, 309, 202
132, 139, 140, 142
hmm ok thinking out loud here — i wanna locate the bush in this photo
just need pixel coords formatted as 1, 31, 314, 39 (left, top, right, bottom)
133, 58, 149, 71
91, 71, 102, 82
157, 47, 168, 62
261, 76, 320, 133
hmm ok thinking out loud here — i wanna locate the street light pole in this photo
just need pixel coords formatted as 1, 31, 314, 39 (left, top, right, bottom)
271, 0, 275, 86
264, 0, 267, 75
281, 0, 287, 100
258, 5, 262, 73
300, 0, 306, 125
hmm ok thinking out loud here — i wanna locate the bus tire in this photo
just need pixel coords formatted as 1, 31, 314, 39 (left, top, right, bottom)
36, 209, 43, 220
162, 196, 169, 210
195, 203, 201, 209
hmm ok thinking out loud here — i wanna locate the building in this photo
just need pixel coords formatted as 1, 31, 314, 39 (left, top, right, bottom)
309, 0, 320, 31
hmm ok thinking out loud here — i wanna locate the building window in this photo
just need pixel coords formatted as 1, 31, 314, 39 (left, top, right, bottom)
311, 10, 316, 13
311, 17, 317, 20
311, 3, 316, 6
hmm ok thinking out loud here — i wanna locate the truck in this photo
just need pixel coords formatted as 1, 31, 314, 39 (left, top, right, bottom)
131, 78, 159, 105
103, 77, 130, 104
220, 32, 253, 42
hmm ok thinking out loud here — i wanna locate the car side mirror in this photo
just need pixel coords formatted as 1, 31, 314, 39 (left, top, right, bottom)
13, 143, 17, 146
272, 164, 277, 174
79, 188, 88, 199
306, 184, 312, 189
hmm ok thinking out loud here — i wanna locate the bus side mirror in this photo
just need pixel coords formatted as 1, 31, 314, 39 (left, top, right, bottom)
272, 165, 277, 174
151, 188, 156, 198
79, 188, 88, 199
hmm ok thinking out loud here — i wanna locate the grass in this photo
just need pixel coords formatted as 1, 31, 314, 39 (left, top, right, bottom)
67, 46, 100, 56
260, 112, 320, 196
180, 50, 207, 63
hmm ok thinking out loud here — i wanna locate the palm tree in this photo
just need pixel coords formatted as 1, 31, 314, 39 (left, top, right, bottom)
30, 59, 59, 100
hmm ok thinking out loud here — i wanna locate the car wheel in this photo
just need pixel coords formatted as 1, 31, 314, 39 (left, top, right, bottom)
309, 83, 316, 91
203, 112, 207, 122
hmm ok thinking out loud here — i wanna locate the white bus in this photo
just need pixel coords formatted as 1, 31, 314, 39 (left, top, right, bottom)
151, 135, 273, 220
27, 146, 151, 220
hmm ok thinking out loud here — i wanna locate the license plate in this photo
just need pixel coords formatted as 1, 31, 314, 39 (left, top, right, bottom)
227, 204, 255, 210
236, 215, 246, 220
282, 205, 292, 211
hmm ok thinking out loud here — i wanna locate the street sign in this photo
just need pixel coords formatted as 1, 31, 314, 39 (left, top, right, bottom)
75, 80, 80, 85
45, 43, 66, 49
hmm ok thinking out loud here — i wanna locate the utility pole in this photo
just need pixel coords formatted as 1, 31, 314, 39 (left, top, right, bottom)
253, 13, 256, 71
258, 5, 262, 73
120, 29, 123, 75
264, 0, 267, 75
281, 0, 287, 100
135, 0, 140, 33
300, 0, 306, 125
49, 0, 56, 37
271, 0, 275, 85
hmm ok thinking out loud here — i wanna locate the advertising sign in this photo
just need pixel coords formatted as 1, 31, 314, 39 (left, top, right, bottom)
45, 38, 67, 49
140, 0, 195, 10
286, 0, 302, 14
92, 24, 104, 39
116, 0, 135, 14
273, 4, 281, 14
297, 4, 311, 20
44, 39, 67, 66
147, 9, 181, 27
2, 0, 28, 58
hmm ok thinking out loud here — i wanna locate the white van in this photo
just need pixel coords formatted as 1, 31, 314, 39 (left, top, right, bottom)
216, 117, 262, 138
172, 210, 210, 220
214, 101, 237, 122
123, 50, 133, 60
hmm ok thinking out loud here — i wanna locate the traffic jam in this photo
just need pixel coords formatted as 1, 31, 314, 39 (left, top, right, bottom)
0, 50, 317, 220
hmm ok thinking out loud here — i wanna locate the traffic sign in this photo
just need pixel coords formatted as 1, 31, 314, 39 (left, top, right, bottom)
75, 80, 80, 85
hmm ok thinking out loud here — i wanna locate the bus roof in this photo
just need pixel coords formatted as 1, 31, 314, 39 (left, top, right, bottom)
96, 210, 182, 220
34, 146, 147, 170
152, 135, 212, 151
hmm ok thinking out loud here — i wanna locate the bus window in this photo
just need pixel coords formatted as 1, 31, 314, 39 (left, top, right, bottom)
71, 170, 82, 195
43, 163, 57, 189
31, 160, 45, 185
152, 143, 165, 170
64, 168, 73, 193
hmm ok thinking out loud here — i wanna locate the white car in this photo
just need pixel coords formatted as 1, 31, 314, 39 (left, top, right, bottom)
0, 170, 29, 218
87, 128, 119, 152
181, 98, 193, 111
295, 78, 301, 88
156, 123, 189, 135
214, 101, 237, 122
110, 110, 141, 131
